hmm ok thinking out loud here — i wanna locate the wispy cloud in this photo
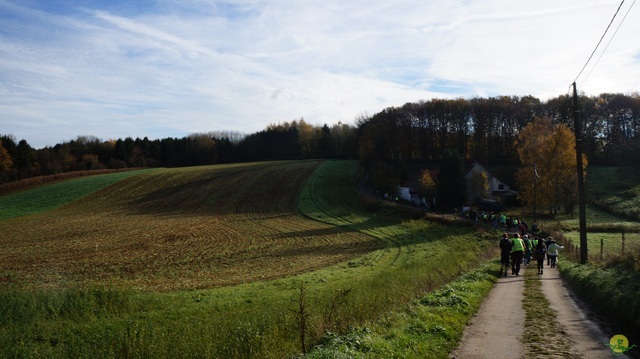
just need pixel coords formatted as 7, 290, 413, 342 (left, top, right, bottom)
1, 0, 639, 148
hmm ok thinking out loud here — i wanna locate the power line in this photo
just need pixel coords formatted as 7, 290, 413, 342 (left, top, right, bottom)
572, 0, 626, 85
580, 0, 636, 87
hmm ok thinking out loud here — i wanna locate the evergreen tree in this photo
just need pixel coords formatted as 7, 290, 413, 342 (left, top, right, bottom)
436, 149, 467, 209
15, 139, 37, 176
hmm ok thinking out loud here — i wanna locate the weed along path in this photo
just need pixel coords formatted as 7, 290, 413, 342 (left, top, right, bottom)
451, 265, 620, 359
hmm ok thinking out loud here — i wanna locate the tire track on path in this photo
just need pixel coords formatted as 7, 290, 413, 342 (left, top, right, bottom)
451, 264, 631, 358
539, 266, 624, 358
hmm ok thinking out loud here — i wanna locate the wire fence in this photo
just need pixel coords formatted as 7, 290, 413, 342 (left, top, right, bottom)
547, 228, 640, 268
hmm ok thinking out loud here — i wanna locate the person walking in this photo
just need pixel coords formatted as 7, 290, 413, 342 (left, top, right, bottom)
531, 222, 539, 235
534, 239, 546, 275
545, 237, 553, 266
499, 233, 512, 276
547, 238, 564, 268
523, 235, 532, 266
510, 233, 525, 276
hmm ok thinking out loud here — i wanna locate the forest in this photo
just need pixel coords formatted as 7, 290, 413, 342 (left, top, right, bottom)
1, 92, 639, 186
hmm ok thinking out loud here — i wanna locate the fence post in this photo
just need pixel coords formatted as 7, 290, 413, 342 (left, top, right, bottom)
601, 238, 604, 261
622, 232, 626, 255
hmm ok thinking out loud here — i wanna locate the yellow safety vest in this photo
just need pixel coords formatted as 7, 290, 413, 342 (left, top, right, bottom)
511, 237, 524, 252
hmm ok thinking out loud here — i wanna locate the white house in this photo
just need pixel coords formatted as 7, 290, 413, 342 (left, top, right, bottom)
465, 162, 516, 205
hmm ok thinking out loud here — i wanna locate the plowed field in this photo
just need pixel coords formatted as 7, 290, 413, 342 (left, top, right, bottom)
1, 161, 382, 291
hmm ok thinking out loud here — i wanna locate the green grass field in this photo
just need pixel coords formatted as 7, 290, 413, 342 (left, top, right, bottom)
0, 160, 498, 358
541, 166, 640, 262
587, 166, 640, 222
563, 231, 640, 258
0, 169, 153, 220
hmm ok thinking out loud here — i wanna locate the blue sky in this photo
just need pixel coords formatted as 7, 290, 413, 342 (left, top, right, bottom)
1, 0, 639, 148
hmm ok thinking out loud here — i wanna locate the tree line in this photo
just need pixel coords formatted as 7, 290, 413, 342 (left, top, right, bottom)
0, 120, 358, 184
1, 93, 639, 188
358, 92, 639, 212
357, 93, 640, 166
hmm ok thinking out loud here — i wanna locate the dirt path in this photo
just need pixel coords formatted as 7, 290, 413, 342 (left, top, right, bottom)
450, 269, 526, 359
451, 265, 629, 359
539, 266, 620, 358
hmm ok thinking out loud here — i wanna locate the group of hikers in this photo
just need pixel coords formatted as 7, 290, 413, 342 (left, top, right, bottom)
499, 231, 564, 277
465, 209, 539, 235
462, 209, 566, 276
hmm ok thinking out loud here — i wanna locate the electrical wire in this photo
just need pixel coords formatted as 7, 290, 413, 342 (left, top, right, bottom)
579, 0, 636, 88
572, 0, 626, 85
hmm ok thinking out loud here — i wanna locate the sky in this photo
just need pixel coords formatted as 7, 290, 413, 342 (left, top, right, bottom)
1, 0, 639, 149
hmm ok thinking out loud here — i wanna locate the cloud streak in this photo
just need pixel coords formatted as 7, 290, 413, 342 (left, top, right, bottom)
1, 0, 639, 148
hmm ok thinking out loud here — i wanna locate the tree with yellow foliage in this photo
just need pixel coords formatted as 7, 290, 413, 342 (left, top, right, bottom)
515, 117, 588, 215
0, 139, 13, 171
418, 168, 436, 199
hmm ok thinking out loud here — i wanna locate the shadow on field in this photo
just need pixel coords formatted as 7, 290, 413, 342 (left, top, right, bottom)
122, 162, 450, 252
125, 162, 317, 216
264, 239, 383, 258
270, 224, 376, 240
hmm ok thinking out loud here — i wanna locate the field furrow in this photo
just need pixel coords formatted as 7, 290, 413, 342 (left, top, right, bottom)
1, 161, 383, 291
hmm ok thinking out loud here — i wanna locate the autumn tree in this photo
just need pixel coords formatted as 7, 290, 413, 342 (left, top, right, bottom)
0, 139, 13, 172
515, 117, 588, 215
418, 167, 437, 199
330, 121, 357, 159
297, 119, 318, 158
186, 133, 218, 166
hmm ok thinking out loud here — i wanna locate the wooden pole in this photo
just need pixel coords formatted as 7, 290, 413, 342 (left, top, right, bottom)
573, 83, 588, 264
533, 163, 537, 223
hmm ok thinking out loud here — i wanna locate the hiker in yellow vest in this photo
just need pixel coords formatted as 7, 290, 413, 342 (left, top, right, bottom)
510, 233, 525, 276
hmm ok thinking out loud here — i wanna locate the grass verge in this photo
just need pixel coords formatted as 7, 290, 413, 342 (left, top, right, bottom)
559, 261, 640, 351
300, 261, 500, 359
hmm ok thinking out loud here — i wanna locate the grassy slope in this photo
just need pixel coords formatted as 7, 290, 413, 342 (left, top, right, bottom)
587, 166, 640, 222
539, 166, 640, 258
0, 160, 498, 358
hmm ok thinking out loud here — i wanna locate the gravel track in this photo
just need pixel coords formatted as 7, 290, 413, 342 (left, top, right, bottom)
451, 265, 629, 358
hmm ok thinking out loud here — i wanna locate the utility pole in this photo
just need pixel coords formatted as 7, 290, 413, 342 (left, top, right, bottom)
533, 163, 538, 223
573, 82, 588, 264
